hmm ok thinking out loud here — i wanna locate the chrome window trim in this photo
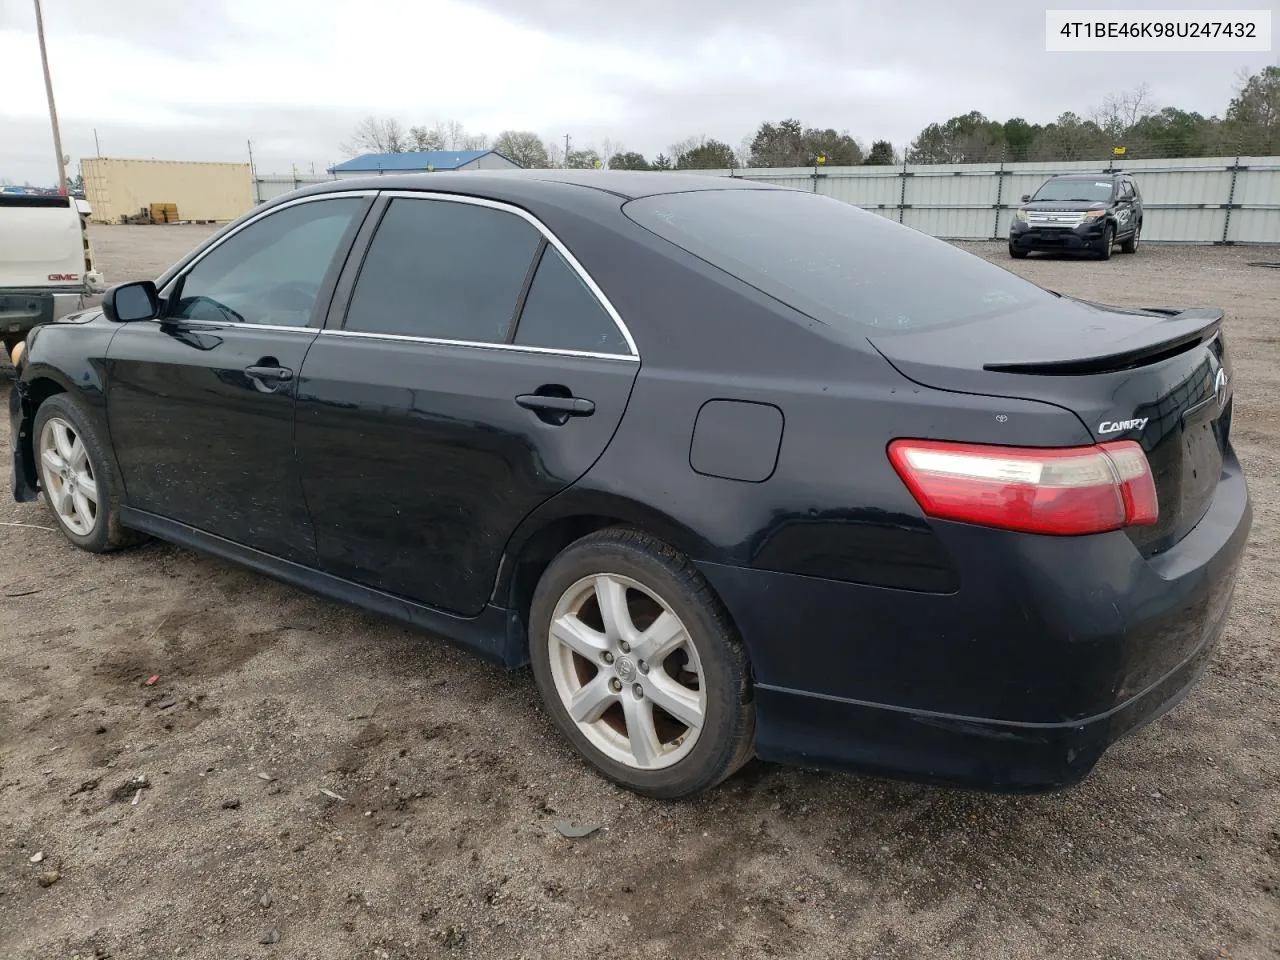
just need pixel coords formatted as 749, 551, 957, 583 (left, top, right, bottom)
150, 188, 642, 362
151, 321, 319, 335
374, 190, 640, 359
318, 327, 639, 363
153, 190, 379, 309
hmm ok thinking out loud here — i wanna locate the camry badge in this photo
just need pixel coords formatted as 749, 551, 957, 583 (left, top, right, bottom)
1098, 417, 1149, 434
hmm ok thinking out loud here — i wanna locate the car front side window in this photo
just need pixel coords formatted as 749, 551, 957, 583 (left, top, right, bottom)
169, 198, 364, 327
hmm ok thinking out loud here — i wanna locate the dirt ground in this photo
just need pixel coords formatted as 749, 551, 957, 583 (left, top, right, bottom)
1, 225, 1278, 960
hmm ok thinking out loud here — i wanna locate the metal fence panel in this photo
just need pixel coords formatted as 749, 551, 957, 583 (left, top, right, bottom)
686, 156, 1279, 243
253, 174, 333, 204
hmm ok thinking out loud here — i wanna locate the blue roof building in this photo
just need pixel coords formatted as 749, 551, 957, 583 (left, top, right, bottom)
329, 149, 520, 177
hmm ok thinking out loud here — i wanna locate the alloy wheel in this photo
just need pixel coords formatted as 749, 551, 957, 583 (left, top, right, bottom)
38, 416, 100, 537
546, 573, 707, 770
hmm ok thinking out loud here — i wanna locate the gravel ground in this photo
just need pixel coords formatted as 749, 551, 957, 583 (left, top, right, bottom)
1, 226, 1277, 960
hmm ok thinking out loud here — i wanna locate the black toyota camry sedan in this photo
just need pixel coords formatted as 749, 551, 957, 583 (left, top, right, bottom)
8, 171, 1250, 798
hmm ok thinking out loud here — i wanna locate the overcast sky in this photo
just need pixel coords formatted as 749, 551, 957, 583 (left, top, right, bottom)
1, 0, 1273, 184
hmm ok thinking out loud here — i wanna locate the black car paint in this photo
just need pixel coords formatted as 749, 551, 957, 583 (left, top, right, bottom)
105, 322, 321, 563
1009, 174, 1143, 254
294, 335, 638, 616
10, 171, 1250, 792
870, 297, 1234, 556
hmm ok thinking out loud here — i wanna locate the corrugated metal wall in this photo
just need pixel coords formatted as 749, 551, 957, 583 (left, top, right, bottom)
691, 156, 1280, 243
82, 158, 254, 224
254, 174, 331, 203
241, 156, 1279, 242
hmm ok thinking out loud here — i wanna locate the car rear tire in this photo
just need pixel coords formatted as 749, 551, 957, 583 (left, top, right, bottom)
1120, 222, 1141, 254
528, 527, 754, 799
33, 394, 144, 554
1008, 243, 1028, 259
1097, 224, 1114, 260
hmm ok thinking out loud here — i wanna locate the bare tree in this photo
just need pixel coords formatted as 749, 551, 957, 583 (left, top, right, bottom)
494, 131, 550, 168
461, 132, 490, 151
441, 120, 466, 150
342, 116, 408, 156
408, 125, 444, 151
1092, 82, 1156, 141
599, 138, 624, 169
668, 135, 705, 160
545, 141, 565, 169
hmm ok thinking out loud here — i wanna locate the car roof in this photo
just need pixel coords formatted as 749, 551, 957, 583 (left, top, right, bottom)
1050, 173, 1126, 181
301, 169, 780, 202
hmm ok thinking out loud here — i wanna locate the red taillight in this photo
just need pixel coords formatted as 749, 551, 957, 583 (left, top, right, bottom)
887, 439, 1158, 536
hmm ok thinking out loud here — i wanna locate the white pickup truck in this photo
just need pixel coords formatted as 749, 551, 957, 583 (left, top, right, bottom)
1, 193, 105, 354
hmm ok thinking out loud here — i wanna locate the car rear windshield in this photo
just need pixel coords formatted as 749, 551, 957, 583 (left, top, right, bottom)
623, 189, 1055, 334
1032, 179, 1114, 203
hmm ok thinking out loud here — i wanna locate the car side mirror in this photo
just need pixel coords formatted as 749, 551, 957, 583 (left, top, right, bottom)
1020, 194, 1031, 203
103, 281, 160, 322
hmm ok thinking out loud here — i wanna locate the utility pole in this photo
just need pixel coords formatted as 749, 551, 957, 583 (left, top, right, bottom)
33, 0, 68, 194
247, 139, 258, 203
564, 134, 571, 168
93, 128, 101, 157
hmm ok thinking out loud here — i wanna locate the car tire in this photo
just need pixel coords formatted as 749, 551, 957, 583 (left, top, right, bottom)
33, 394, 144, 553
1097, 224, 1114, 260
1120, 221, 1141, 254
528, 527, 755, 799
1008, 243, 1028, 259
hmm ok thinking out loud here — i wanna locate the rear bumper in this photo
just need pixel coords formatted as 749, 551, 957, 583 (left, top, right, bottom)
0, 290, 90, 338
749, 611, 1222, 791
697, 452, 1251, 791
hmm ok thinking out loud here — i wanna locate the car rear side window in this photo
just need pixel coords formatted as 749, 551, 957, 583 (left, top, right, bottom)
624, 189, 1054, 334
513, 246, 629, 355
344, 198, 540, 342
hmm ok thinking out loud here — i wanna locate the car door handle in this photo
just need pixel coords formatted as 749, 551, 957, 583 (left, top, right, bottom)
515, 394, 595, 416
244, 364, 294, 382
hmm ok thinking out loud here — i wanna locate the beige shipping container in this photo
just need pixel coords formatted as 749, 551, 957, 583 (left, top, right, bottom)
81, 158, 253, 225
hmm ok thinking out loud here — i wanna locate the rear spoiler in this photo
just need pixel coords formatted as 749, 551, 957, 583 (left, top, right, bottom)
983, 307, 1223, 376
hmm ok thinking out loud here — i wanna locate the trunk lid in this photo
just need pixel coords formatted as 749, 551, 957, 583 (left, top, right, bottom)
870, 297, 1233, 556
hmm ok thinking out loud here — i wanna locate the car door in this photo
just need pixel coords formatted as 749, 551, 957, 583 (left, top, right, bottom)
1127, 179, 1143, 228
105, 193, 372, 563
294, 192, 640, 615
1116, 180, 1136, 236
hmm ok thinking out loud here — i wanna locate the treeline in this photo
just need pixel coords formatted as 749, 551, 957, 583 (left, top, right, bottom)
908, 69, 1279, 162
344, 66, 1279, 169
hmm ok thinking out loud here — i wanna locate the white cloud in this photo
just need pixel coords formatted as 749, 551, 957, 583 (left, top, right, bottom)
0, 0, 1267, 184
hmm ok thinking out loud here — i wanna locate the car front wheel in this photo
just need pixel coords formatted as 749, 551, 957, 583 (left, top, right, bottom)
1097, 224, 1114, 260
1121, 222, 1141, 253
529, 528, 754, 798
33, 394, 142, 553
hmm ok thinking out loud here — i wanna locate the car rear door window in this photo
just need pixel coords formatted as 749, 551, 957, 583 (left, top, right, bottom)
344, 198, 541, 342
513, 246, 630, 355
169, 198, 364, 327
